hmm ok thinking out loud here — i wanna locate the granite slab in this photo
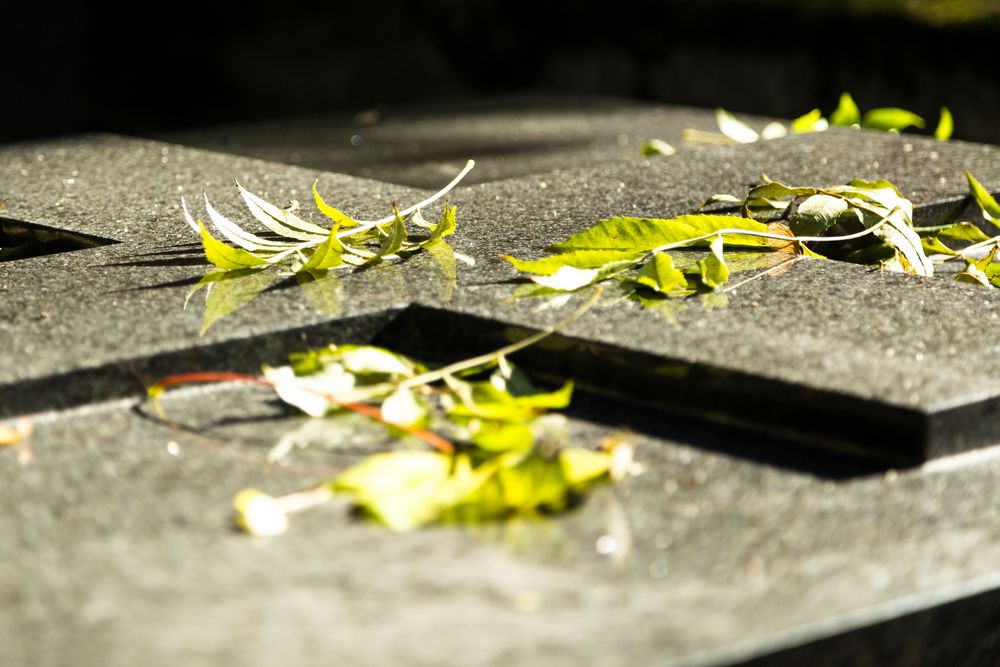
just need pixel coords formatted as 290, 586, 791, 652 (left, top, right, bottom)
2, 129, 999, 462
3, 105, 1000, 665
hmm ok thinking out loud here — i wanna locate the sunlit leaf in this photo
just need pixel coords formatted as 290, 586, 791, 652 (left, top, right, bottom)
502, 249, 645, 276
196, 221, 269, 270
640, 139, 676, 156
697, 235, 730, 289
381, 387, 428, 428
760, 122, 788, 140
233, 489, 288, 536
550, 215, 770, 252
238, 181, 329, 240
635, 252, 688, 293
559, 448, 611, 486
529, 262, 634, 291
333, 450, 457, 530
966, 171, 1000, 226
791, 194, 850, 236
300, 225, 345, 271
921, 236, 958, 256
915, 221, 991, 243
829, 92, 861, 127
312, 181, 361, 228
470, 420, 535, 452
935, 107, 953, 141
715, 108, 759, 143
790, 108, 829, 134
861, 108, 925, 132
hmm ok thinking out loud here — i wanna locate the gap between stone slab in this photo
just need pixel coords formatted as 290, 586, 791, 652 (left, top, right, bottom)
0, 216, 117, 262
5, 302, 991, 477
370, 306, 999, 468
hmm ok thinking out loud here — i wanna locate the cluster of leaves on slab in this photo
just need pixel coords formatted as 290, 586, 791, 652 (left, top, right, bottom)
181, 161, 475, 274
180, 163, 474, 334
149, 305, 639, 536
504, 172, 1000, 306
644, 92, 952, 155
948, 172, 1000, 287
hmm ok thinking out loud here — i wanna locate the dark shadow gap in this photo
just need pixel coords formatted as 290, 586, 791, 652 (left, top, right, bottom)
0, 217, 117, 262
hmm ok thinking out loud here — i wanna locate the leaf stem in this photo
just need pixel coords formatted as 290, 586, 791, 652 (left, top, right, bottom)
648, 211, 895, 255
148, 372, 455, 454
398, 286, 603, 390
337, 160, 475, 240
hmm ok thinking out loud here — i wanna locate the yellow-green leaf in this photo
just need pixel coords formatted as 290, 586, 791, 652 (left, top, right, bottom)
635, 252, 688, 293
502, 249, 644, 276
197, 221, 269, 270
559, 448, 610, 487
697, 235, 730, 289
966, 171, 1000, 225
861, 108, 925, 132
935, 107, 953, 141
829, 92, 860, 127
791, 108, 828, 134
715, 108, 759, 143
312, 181, 360, 227
301, 225, 345, 271
640, 138, 676, 156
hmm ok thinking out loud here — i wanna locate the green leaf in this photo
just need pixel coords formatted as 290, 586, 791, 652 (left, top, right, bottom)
300, 225, 345, 271
196, 221, 269, 270
502, 249, 645, 276
921, 236, 958, 256
699, 194, 743, 209
956, 246, 999, 287
640, 139, 676, 156
760, 122, 788, 140
715, 108, 759, 143
447, 379, 574, 422
861, 108, 925, 132
495, 451, 571, 512
966, 171, 1000, 226
746, 181, 817, 201
422, 204, 457, 246
697, 235, 730, 289
312, 181, 361, 228
332, 451, 458, 531
559, 448, 610, 487
365, 210, 408, 264
550, 215, 770, 253
336, 345, 417, 377
935, 107, 953, 141
791, 108, 828, 134
790, 194, 850, 236
635, 252, 688, 293
470, 420, 535, 453
829, 92, 860, 127
915, 222, 991, 243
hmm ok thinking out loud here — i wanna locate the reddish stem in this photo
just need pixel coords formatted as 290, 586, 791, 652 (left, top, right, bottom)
150, 371, 455, 455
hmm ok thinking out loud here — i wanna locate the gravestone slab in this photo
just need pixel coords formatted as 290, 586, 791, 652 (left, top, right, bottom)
3, 100, 1000, 665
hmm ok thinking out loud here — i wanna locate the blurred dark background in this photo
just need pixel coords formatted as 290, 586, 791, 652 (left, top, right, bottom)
3, 0, 999, 145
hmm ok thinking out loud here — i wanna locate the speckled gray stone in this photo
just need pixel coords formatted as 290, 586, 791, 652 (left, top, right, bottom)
3, 101, 1000, 666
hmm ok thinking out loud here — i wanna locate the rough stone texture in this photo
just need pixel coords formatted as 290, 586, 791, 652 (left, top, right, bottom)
3, 99, 1000, 665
